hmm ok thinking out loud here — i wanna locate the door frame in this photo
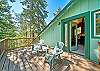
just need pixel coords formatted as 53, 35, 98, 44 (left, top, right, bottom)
70, 22, 79, 51
61, 11, 90, 59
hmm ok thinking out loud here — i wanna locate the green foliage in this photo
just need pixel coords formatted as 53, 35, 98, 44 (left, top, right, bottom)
0, 0, 16, 39
19, 0, 48, 37
53, 7, 61, 16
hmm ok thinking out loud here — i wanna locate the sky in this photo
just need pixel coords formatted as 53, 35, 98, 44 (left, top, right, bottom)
45, 0, 70, 24
8, 0, 70, 24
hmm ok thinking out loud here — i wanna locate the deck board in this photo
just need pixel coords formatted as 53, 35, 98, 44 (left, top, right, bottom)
21, 53, 32, 71
0, 51, 5, 61
8, 51, 16, 71
0, 53, 7, 71
0, 47, 100, 71
2, 55, 10, 71
23, 53, 33, 71
19, 52, 26, 71
9, 61, 15, 71
14, 50, 21, 71
25, 51, 38, 71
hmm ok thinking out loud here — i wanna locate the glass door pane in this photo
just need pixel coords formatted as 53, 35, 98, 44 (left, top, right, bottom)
71, 23, 78, 51
70, 17, 85, 55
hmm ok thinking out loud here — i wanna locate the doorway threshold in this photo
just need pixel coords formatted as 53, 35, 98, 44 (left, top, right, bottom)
71, 51, 85, 56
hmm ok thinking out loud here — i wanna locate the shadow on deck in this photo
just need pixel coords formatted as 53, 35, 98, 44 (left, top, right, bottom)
0, 47, 100, 71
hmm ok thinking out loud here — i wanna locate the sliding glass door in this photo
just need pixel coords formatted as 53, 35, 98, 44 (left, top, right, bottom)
70, 17, 85, 55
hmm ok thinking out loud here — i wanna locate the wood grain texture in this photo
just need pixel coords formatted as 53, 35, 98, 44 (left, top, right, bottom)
0, 47, 100, 71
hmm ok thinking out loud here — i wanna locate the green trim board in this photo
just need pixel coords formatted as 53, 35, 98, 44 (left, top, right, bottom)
61, 11, 90, 23
67, 23, 70, 52
61, 11, 90, 59
61, 22, 66, 51
91, 9, 100, 39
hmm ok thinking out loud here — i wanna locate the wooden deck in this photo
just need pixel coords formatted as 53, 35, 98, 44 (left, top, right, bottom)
0, 47, 100, 71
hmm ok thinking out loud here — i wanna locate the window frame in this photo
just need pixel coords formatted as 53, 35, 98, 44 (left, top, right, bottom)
94, 11, 100, 37
91, 9, 100, 38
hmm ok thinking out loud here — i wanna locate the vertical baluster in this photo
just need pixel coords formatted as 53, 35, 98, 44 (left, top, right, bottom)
26, 38, 27, 47
27, 38, 29, 47
10, 39, 12, 49
8, 39, 9, 49
4, 39, 8, 51
16, 39, 17, 48
14, 39, 15, 49
8, 39, 10, 49
0, 41, 1, 53
2, 40, 3, 52
2, 40, 4, 51
0, 40, 4, 53
18, 38, 19, 47
22, 38, 23, 47
19, 38, 20, 47
24, 38, 25, 47
13, 39, 14, 49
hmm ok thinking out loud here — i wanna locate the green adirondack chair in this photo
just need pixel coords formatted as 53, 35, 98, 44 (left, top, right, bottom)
45, 42, 64, 71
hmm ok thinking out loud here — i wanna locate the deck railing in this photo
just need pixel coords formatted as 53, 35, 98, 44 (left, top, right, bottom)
0, 39, 7, 53
0, 37, 39, 53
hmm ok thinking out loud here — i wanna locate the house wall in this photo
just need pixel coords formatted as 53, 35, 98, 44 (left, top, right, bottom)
40, 0, 100, 63
40, 21, 61, 47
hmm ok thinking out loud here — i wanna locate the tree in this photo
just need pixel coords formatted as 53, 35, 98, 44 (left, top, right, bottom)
0, 0, 16, 39
53, 7, 61, 16
19, 0, 48, 38
10, 0, 16, 3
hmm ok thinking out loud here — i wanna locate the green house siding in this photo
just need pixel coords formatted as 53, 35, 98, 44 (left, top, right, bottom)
40, 0, 100, 63
90, 39, 100, 63
40, 21, 61, 47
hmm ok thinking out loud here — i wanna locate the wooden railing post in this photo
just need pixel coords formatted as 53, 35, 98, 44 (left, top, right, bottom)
4, 39, 8, 50
0, 39, 5, 53
0, 40, 2, 54
0, 39, 8, 53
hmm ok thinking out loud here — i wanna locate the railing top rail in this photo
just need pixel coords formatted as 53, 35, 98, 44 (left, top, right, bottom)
0, 37, 39, 52
0, 37, 36, 43
0, 39, 6, 43
7, 37, 35, 40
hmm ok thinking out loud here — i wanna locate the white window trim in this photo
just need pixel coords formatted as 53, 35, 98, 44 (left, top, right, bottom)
94, 11, 100, 37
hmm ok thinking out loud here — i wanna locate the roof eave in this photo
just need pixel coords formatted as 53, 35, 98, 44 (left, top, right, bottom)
38, 0, 74, 36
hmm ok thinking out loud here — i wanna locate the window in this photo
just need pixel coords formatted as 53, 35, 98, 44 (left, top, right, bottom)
94, 11, 100, 36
